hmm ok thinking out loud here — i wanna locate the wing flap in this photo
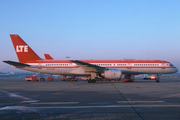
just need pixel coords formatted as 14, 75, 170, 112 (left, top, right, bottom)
70, 60, 106, 72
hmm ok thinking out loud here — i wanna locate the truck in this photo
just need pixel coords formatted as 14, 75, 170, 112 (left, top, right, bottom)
47, 77, 53, 81
25, 76, 38, 81
143, 74, 156, 80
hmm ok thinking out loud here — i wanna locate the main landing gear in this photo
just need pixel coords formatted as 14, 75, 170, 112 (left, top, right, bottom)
88, 73, 97, 83
88, 79, 97, 83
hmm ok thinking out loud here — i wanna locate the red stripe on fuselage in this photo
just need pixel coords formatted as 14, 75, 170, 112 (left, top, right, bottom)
17, 66, 176, 69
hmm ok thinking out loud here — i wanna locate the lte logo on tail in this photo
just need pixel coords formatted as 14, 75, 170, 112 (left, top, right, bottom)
16, 45, 28, 52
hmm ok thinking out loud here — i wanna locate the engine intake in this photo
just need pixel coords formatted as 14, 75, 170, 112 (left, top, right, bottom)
101, 69, 122, 79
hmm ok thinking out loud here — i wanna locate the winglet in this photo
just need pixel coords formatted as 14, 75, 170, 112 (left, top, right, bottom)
10, 34, 42, 63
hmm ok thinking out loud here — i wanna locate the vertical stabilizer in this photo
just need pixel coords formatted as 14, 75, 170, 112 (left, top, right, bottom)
10, 34, 42, 63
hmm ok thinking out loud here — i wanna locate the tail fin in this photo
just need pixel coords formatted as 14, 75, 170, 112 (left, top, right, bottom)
44, 54, 54, 60
10, 34, 42, 63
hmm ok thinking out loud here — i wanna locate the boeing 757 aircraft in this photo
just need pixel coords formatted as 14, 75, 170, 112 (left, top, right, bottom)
3, 35, 178, 83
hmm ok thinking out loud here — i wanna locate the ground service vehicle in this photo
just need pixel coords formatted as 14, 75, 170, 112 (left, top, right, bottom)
144, 74, 156, 80
40, 77, 45, 81
47, 77, 53, 81
25, 76, 38, 81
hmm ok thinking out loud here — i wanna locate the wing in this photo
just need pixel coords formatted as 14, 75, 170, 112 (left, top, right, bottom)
3, 60, 31, 67
70, 60, 107, 73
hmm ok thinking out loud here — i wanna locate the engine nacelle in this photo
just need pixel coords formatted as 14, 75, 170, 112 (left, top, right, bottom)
101, 69, 122, 79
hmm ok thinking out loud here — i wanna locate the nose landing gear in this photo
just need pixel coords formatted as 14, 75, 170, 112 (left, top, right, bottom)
156, 74, 160, 83
156, 79, 160, 83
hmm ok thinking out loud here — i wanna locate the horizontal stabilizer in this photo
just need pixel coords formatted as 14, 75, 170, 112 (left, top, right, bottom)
3, 60, 30, 67
44, 54, 53, 60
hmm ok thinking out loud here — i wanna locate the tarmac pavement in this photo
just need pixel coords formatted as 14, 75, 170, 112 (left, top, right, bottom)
0, 76, 180, 120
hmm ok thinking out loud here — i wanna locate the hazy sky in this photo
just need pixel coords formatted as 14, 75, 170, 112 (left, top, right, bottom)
1, 0, 180, 72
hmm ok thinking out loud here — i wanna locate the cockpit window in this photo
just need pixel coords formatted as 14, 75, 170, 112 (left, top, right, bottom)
170, 64, 174, 67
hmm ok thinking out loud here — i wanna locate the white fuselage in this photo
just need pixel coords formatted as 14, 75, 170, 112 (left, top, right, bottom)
19, 61, 178, 75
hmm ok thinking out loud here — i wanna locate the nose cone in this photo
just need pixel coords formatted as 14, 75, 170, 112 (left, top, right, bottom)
175, 68, 179, 73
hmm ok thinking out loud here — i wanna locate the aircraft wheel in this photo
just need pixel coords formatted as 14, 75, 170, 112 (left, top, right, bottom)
156, 80, 160, 83
92, 79, 96, 83
88, 80, 92, 83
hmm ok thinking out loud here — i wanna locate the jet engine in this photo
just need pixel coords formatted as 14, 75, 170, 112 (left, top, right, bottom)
101, 69, 122, 79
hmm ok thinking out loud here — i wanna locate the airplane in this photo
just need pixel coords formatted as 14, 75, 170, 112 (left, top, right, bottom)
3, 34, 178, 83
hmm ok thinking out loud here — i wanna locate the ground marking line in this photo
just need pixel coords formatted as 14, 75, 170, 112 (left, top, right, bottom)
28, 104, 180, 109
1, 104, 180, 110
31, 102, 79, 105
117, 101, 165, 103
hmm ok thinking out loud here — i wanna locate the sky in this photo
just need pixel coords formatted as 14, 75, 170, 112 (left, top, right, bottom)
0, 0, 180, 72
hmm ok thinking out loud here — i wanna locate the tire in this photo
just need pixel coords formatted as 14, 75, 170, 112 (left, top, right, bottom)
88, 80, 91, 83
92, 79, 96, 83
156, 80, 160, 83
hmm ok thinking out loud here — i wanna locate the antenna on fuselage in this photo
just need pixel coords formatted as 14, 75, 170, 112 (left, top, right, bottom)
65, 56, 70, 60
